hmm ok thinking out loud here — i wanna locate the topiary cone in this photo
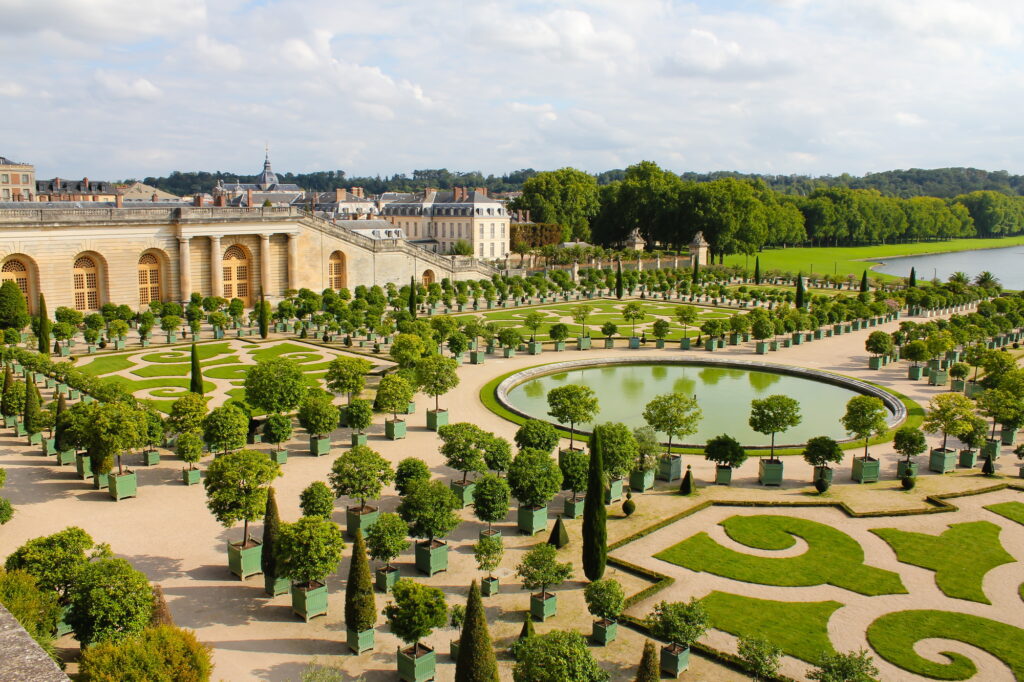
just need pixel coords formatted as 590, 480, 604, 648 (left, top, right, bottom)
454, 581, 498, 682
982, 455, 995, 476
635, 640, 659, 682
547, 517, 569, 549
679, 465, 694, 495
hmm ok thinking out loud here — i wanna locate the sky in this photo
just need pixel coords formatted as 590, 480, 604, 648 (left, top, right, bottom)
2, 0, 1024, 181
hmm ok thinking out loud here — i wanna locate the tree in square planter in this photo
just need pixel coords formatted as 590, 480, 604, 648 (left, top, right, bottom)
22, 379, 45, 446
601, 321, 618, 349
572, 304, 594, 350
892, 425, 927, 478
437, 422, 489, 506
261, 487, 290, 597
274, 516, 345, 622
508, 447, 562, 535
865, 330, 894, 370
177, 429, 204, 486
473, 534, 504, 597
329, 444, 394, 538
414, 355, 459, 431
516, 542, 573, 622
341, 398, 372, 447
599, 422, 638, 504
160, 314, 181, 343
923, 392, 976, 474
546, 383, 599, 452
297, 389, 339, 457
643, 391, 701, 483
261, 413, 292, 464
366, 512, 410, 592
629, 425, 661, 492
473, 473, 511, 539
842, 395, 889, 483
623, 302, 647, 348
398, 479, 460, 576
345, 529, 377, 653
203, 448, 282, 580
66, 400, 146, 501
202, 403, 248, 458
749, 394, 801, 486
375, 373, 414, 441
957, 415, 989, 468
751, 315, 774, 355
384, 579, 447, 682
802, 435, 843, 486
647, 598, 710, 678
523, 311, 546, 354
325, 355, 373, 412
584, 578, 624, 645
903, 340, 928, 379
949, 362, 970, 392
676, 305, 699, 349
651, 318, 671, 348
244, 353, 307, 424
704, 433, 747, 486
559, 448, 588, 519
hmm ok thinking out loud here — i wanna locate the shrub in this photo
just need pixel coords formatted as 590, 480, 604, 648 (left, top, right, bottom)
583, 578, 624, 622
395, 457, 431, 496
299, 481, 335, 520
0, 569, 59, 659
901, 475, 916, 491
514, 419, 560, 453
623, 498, 636, 516
814, 477, 830, 494
78, 625, 213, 682
67, 558, 154, 645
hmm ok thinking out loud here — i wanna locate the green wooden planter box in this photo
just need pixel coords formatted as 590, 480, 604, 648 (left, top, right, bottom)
660, 645, 691, 677
758, 458, 783, 486
530, 592, 557, 621
576, 337, 592, 350
14, 421, 26, 437
951, 379, 966, 392
182, 468, 202, 485
347, 627, 375, 654
108, 471, 137, 500
655, 338, 666, 349
528, 341, 543, 355
982, 439, 1001, 460
629, 469, 655, 492
958, 449, 978, 468
449, 639, 460, 660
966, 382, 985, 398
166, 332, 177, 343
755, 341, 769, 354
76, 454, 92, 479
57, 449, 75, 466
93, 472, 109, 489
869, 356, 883, 370
470, 347, 485, 363
227, 540, 263, 580
517, 504, 548, 535
3, 414, 15, 428
426, 409, 448, 431
375, 566, 399, 592
269, 449, 288, 465
141, 450, 160, 466
265, 575, 290, 597
350, 433, 368, 447
27, 430, 41, 444
56, 605, 73, 637
291, 582, 329, 622
397, 645, 436, 682
347, 506, 379, 538
69, 389, 80, 400
405, 401, 416, 415
450, 480, 475, 507
929, 448, 957, 474
603, 338, 614, 349
929, 369, 949, 386
896, 460, 918, 478
812, 466, 834, 485
852, 457, 880, 483
679, 337, 691, 350
41, 437, 56, 456
503, 347, 516, 358
715, 465, 733, 485
592, 619, 617, 645
563, 495, 585, 519
1000, 428, 1017, 446
704, 338, 716, 351
309, 435, 331, 456
628, 337, 641, 349
604, 478, 624, 504
657, 455, 681, 482
482, 576, 500, 596
385, 419, 407, 440
414, 540, 448, 576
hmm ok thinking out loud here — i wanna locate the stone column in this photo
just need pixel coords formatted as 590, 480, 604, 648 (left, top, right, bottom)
178, 236, 191, 302
209, 235, 222, 299
260, 233, 272, 298
287, 233, 299, 292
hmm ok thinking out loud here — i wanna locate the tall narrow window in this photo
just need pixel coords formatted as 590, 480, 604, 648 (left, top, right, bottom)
73, 256, 100, 311
1, 259, 29, 298
328, 251, 346, 290
222, 246, 251, 305
138, 253, 161, 305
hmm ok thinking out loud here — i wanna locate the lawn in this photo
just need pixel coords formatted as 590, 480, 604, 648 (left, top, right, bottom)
655, 514, 906, 596
985, 501, 1024, 526
722, 236, 1024, 279
701, 591, 839, 664
866, 610, 1024, 680
870, 522, 1015, 604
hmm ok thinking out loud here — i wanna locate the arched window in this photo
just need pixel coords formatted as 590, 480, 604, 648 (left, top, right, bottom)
328, 251, 347, 290
1, 259, 29, 298
422, 269, 435, 286
73, 256, 100, 311
222, 245, 251, 305
138, 253, 161, 305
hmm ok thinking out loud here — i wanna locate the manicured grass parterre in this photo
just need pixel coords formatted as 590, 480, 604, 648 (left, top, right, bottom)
870, 522, 1014, 604
700, 591, 840, 664
655, 514, 906, 596
76, 353, 137, 376
985, 501, 1024, 526
722, 236, 1024, 279
866, 610, 1024, 680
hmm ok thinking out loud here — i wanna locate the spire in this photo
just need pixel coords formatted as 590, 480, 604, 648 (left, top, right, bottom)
258, 145, 278, 190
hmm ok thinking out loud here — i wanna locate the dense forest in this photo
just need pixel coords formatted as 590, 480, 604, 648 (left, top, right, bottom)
138, 166, 1024, 200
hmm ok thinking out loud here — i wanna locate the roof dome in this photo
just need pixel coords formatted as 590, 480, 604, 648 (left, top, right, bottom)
258, 153, 279, 189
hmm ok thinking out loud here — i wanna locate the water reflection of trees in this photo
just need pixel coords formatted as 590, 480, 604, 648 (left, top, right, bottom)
652, 365, 668, 381
747, 370, 781, 392
523, 380, 545, 398
673, 377, 696, 395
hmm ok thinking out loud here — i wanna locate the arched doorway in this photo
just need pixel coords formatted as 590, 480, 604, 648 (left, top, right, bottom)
422, 269, 435, 286
328, 251, 347, 290
0, 258, 32, 313
73, 256, 101, 311
222, 245, 251, 305
138, 253, 162, 306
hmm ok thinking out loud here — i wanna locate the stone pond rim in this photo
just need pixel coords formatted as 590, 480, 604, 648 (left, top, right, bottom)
493, 355, 907, 450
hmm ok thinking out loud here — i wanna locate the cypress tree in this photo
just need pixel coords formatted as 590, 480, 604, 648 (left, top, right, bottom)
615, 261, 624, 300
258, 290, 270, 339
679, 465, 694, 496
0, 365, 11, 416
860, 270, 869, 293
37, 293, 49, 355
408, 276, 417, 318
982, 454, 995, 476
547, 517, 569, 549
345, 529, 376, 636
189, 343, 203, 395
455, 581, 498, 682
692, 257, 700, 285
582, 425, 607, 581
909, 267, 917, 288
754, 257, 761, 285
517, 611, 534, 641
261, 487, 281, 596
54, 393, 68, 451
23, 380, 41, 435
795, 272, 805, 309
635, 640, 659, 682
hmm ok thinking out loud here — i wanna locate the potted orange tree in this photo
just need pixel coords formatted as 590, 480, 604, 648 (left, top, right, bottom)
329, 444, 394, 538
384, 579, 448, 682
274, 516, 345, 622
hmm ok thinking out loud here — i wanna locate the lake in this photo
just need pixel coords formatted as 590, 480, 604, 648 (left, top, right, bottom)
872, 244, 1024, 290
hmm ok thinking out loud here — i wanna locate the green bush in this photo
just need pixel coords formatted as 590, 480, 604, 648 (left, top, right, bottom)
814, 478, 830, 494
623, 498, 636, 516
0, 569, 59, 661
901, 476, 916, 491
78, 625, 213, 681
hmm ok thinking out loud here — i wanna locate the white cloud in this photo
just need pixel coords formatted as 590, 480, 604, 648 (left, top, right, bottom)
0, 83, 25, 97
93, 70, 162, 100
194, 34, 243, 71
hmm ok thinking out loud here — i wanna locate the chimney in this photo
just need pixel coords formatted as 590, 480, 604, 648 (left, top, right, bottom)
336, 188, 345, 202
246, 188, 254, 207
215, 195, 227, 207
115, 194, 123, 208
475, 187, 487, 197
83, 177, 89, 190
152, 193, 158, 202
193, 194, 203, 207
351, 186, 364, 198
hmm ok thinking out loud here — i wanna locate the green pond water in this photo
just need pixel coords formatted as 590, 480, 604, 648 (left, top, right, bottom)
506, 363, 869, 446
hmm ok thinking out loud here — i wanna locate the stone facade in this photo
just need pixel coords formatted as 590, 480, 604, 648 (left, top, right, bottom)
0, 206, 498, 313
0, 156, 35, 202
381, 187, 510, 259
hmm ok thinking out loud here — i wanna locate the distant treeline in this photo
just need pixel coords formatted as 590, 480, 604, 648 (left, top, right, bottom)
136, 166, 1024, 200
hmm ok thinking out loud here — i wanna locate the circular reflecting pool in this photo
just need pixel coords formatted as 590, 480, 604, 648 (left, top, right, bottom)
501, 359, 902, 448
